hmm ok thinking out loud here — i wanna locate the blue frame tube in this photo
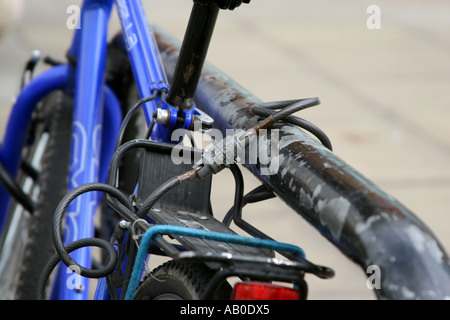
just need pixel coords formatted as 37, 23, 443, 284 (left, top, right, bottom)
115, 0, 168, 119
115, 0, 184, 142
0, 64, 73, 231
46, 83, 119, 300
55, 0, 114, 300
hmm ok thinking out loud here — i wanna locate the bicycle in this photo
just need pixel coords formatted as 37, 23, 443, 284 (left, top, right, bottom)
0, 0, 449, 300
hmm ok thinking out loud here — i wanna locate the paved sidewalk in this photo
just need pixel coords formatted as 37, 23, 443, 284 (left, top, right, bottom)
0, 0, 449, 300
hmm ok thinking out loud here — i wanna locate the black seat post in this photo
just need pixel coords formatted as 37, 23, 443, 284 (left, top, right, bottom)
166, 0, 220, 110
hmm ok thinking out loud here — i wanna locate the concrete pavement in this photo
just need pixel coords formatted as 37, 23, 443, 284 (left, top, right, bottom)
0, 0, 449, 300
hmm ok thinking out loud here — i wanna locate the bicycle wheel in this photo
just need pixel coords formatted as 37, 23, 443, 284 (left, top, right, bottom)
0, 33, 149, 299
0, 90, 73, 300
134, 260, 232, 300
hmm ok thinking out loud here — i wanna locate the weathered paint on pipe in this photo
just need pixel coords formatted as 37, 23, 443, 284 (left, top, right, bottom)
154, 27, 450, 299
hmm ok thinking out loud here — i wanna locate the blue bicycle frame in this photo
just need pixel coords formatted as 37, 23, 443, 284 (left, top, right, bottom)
0, 0, 191, 300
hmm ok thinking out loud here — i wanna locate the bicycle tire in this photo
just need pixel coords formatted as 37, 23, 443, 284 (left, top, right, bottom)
134, 260, 232, 300
14, 91, 73, 299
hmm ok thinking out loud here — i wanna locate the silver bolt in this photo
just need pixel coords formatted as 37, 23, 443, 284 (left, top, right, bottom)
119, 220, 129, 229
154, 108, 170, 125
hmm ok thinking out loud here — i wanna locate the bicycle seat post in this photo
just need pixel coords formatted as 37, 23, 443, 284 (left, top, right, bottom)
165, 0, 220, 110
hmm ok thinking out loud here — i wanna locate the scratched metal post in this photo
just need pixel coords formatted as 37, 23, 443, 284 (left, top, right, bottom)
154, 27, 450, 300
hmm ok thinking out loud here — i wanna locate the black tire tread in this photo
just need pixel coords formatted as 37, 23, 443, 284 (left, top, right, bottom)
134, 260, 231, 300
15, 91, 73, 299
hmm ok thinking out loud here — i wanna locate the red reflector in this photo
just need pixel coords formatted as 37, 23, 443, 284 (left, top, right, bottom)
232, 281, 300, 300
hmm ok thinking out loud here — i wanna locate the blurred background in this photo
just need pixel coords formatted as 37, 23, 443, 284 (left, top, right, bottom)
0, 0, 449, 299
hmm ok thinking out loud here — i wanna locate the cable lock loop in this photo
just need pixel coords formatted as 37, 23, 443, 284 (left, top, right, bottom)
50, 183, 133, 278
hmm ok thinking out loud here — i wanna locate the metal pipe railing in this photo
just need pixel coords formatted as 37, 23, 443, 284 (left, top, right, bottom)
154, 26, 450, 300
